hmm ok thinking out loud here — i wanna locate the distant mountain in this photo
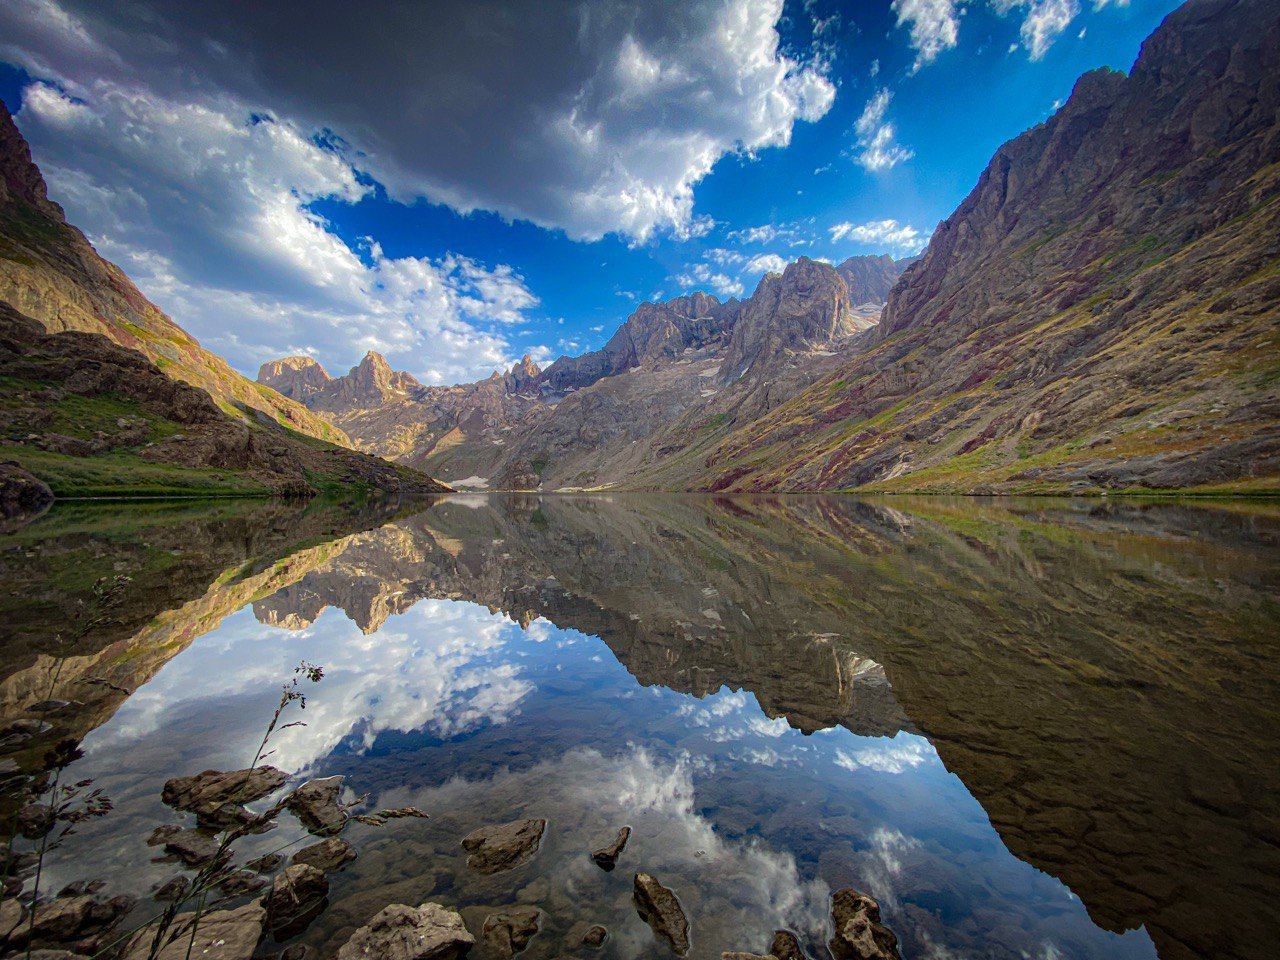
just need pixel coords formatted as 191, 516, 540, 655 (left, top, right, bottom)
0, 104, 450, 504
678, 0, 1280, 494
259, 254, 909, 488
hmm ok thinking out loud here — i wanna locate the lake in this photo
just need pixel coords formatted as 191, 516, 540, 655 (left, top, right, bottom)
2, 495, 1277, 960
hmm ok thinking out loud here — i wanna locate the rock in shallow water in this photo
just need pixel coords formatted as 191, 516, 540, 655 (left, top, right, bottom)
633, 873, 690, 956
590, 825, 631, 870
292, 836, 357, 873
123, 901, 265, 960
264, 864, 329, 937
827, 889, 900, 960
161, 766, 287, 828
770, 930, 812, 960
285, 776, 347, 836
336, 902, 475, 960
460, 818, 546, 874
481, 907, 541, 958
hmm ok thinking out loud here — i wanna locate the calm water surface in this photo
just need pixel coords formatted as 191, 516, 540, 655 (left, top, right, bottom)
2, 495, 1277, 960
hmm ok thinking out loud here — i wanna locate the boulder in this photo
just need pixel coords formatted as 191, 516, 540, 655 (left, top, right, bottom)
633, 873, 690, 955
460, 818, 546, 875
590, 826, 630, 871
163, 828, 223, 866
336, 902, 474, 960
828, 889, 899, 960
292, 837, 357, 873
481, 907, 541, 958
123, 901, 265, 960
770, 930, 811, 960
161, 766, 287, 829
219, 871, 268, 896
11, 893, 134, 949
264, 864, 329, 937
285, 776, 347, 836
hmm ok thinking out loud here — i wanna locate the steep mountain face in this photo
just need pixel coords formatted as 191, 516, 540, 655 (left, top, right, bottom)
257, 356, 334, 402
835, 254, 907, 305
687, 0, 1280, 494
0, 102, 350, 448
259, 257, 900, 488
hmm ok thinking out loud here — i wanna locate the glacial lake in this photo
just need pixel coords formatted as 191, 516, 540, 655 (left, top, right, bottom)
2, 494, 1277, 960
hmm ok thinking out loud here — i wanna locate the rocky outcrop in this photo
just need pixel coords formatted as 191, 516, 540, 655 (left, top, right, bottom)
460, 817, 546, 874
257, 356, 333, 402
834, 255, 909, 306
0, 461, 52, 527
633, 873, 690, 955
336, 902, 475, 960
720, 258, 857, 381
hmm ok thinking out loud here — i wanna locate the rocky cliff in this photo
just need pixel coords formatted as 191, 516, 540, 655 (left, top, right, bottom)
687, 0, 1280, 494
0, 101, 350, 448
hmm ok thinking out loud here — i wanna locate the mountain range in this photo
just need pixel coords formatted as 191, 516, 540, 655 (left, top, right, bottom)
257, 0, 1280, 495
2, 0, 1278, 504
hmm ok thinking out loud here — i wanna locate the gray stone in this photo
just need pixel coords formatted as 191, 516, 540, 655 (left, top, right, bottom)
460, 818, 546, 875
285, 776, 347, 836
336, 902, 474, 960
481, 907, 541, 958
633, 873, 689, 955
590, 826, 630, 871
291, 837, 357, 873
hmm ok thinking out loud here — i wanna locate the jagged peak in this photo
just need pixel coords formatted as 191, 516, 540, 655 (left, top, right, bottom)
0, 99, 63, 219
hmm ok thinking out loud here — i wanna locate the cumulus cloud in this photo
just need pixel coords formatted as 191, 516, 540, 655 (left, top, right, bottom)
892, 0, 967, 71
853, 89, 914, 172
992, 0, 1082, 60
14, 81, 540, 383
745, 253, 789, 275
676, 262, 745, 299
829, 219, 929, 254
0, 0, 834, 243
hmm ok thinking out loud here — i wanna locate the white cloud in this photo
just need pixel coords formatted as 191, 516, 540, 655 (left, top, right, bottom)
676, 262, 745, 299
829, 218, 929, 254
853, 88, 914, 172
991, 0, 1081, 60
15, 81, 539, 384
835, 737, 932, 775
744, 253, 789, 275
892, 0, 967, 71
0, 0, 834, 243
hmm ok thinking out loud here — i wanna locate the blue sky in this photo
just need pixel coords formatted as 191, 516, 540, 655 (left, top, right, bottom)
0, 0, 1181, 385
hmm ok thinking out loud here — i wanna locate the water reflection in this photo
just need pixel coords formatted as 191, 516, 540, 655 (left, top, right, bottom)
2, 495, 1277, 960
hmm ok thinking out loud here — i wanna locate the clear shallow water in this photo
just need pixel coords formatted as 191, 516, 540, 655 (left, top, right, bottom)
2, 495, 1278, 960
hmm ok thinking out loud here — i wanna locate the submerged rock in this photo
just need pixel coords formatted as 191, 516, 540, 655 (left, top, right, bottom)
285, 776, 347, 836
828, 890, 900, 960
481, 907, 541, 958
218, 870, 268, 896
162, 766, 287, 828
722, 954, 774, 960
163, 827, 224, 866
460, 818, 546, 874
564, 923, 609, 951
633, 873, 690, 955
336, 902, 475, 960
11, 893, 134, 951
264, 863, 329, 937
590, 826, 631, 871
151, 876, 190, 903
123, 901, 265, 960
292, 837, 357, 873
246, 853, 285, 874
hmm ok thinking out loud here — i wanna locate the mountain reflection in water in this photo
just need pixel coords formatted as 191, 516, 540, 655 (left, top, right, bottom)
1, 495, 1276, 960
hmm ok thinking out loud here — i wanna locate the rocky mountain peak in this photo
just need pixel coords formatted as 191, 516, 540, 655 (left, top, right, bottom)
721, 257, 854, 379
504, 355, 541, 391
835, 254, 909, 306
256, 356, 334, 403
0, 100, 63, 219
